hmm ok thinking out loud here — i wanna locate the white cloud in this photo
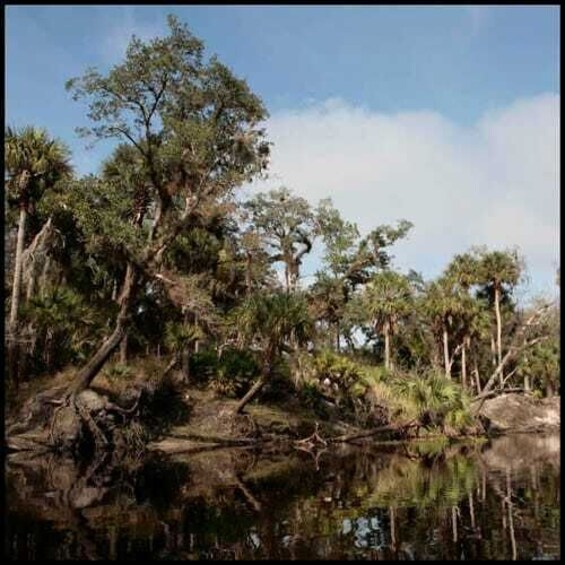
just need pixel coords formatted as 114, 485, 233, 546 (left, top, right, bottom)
250, 93, 560, 297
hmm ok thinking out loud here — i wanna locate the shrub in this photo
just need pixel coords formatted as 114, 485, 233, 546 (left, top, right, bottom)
189, 347, 259, 397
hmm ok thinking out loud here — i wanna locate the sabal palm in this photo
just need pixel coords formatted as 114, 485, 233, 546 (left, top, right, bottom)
5, 126, 71, 331
443, 253, 482, 387
232, 291, 313, 413
477, 250, 522, 374
235, 291, 312, 354
364, 270, 412, 371
309, 272, 347, 349
445, 252, 480, 291
423, 278, 467, 379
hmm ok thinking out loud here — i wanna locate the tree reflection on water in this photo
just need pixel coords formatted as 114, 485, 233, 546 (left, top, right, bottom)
6, 434, 560, 560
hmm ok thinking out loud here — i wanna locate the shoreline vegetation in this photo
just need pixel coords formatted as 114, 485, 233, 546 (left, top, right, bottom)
5, 16, 560, 464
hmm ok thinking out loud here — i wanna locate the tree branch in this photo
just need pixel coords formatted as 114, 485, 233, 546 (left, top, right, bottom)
473, 303, 552, 401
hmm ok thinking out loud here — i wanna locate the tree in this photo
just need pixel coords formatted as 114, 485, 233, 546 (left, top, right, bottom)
5, 126, 72, 332
244, 187, 316, 291
476, 249, 522, 383
5, 126, 72, 385
64, 15, 270, 396
231, 291, 313, 413
444, 252, 481, 388
310, 199, 361, 349
348, 220, 413, 288
309, 272, 348, 350
362, 270, 413, 371
316, 197, 360, 279
422, 278, 467, 379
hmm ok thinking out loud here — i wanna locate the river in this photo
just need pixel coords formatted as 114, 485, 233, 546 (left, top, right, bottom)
5, 433, 560, 560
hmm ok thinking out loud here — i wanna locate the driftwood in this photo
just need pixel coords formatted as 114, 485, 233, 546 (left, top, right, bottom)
328, 420, 419, 444
294, 422, 328, 448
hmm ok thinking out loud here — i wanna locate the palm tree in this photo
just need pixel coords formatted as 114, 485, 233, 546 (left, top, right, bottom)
477, 250, 522, 381
5, 126, 71, 334
363, 270, 413, 371
231, 291, 313, 414
423, 278, 467, 379
444, 252, 481, 388
309, 272, 348, 350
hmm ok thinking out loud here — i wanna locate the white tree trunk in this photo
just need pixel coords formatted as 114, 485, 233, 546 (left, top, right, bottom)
10, 206, 27, 331
443, 325, 450, 379
494, 285, 503, 385
383, 321, 391, 371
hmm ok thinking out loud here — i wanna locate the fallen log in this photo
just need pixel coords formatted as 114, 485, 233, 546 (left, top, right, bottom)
328, 421, 419, 444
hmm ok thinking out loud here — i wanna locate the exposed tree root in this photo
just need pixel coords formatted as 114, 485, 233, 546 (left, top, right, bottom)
8, 383, 145, 456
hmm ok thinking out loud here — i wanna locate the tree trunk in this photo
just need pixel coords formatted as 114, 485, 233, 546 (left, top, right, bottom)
234, 359, 271, 414
119, 333, 128, 364
9, 205, 28, 331
474, 360, 482, 394
383, 321, 391, 371
182, 345, 190, 382
39, 256, 51, 298
336, 322, 340, 352
461, 336, 467, 389
284, 264, 290, 292
490, 334, 496, 367
443, 324, 450, 379
234, 356, 274, 414
69, 263, 137, 396
494, 284, 503, 384
389, 506, 396, 551
245, 252, 252, 296
8, 203, 28, 387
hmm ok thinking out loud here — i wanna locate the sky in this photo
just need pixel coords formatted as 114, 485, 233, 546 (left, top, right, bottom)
5, 5, 560, 301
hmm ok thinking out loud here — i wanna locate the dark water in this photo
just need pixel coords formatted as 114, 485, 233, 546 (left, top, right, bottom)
5, 433, 560, 560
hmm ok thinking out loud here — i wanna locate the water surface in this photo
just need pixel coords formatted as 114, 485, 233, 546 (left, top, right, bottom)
5, 433, 560, 560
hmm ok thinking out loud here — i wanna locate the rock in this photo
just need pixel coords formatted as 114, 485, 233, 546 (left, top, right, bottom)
52, 406, 83, 449
76, 389, 107, 413
478, 393, 560, 434
481, 433, 560, 471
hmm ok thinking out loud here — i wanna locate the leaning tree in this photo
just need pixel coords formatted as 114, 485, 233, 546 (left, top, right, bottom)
62, 15, 270, 397
230, 290, 313, 414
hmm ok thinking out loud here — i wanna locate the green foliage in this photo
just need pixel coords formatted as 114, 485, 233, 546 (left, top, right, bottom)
390, 371, 474, 432
231, 290, 314, 357
244, 187, 316, 288
293, 351, 474, 432
315, 198, 360, 277
516, 301, 560, 395
5, 125, 72, 207
21, 287, 107, 373
189, 347, 259, 397
363, 270, 413, 330
5, 11, 559, 443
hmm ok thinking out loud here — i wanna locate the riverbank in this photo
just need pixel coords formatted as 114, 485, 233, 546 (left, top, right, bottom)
5, 358, 560, 458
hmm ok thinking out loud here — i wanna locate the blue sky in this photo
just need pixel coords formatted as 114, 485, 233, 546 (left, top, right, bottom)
5, 5, 560, 299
